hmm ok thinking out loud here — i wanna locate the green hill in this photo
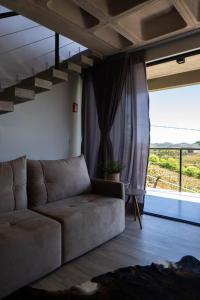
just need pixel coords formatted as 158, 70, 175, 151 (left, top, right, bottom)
151, 142, 200, 149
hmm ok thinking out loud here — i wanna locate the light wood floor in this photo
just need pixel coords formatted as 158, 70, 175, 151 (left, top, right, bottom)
32, 215, 200, 291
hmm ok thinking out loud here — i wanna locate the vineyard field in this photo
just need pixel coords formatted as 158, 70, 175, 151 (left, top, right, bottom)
147, 149, 200, 193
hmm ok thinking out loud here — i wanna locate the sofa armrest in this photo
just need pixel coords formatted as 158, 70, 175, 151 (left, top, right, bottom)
91, 178, 125, 200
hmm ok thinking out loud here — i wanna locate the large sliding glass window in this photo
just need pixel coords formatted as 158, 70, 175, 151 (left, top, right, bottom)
144, 84, 200, 225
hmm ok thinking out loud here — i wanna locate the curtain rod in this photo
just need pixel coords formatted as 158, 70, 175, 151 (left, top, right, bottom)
146, 48, 200, 67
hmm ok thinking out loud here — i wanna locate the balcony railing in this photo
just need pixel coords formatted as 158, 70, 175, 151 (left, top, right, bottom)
147, 148, 200, 193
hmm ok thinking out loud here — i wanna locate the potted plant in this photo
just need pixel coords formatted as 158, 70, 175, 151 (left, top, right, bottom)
103, 160, 124, 182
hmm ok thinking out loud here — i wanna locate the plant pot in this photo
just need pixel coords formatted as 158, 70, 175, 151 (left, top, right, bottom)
104, 173, 120, 182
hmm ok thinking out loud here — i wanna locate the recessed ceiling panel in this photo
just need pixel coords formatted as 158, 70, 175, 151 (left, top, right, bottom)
141, 7, 186, 40
47, 0, 99, 29
91, 0, 148, 16
120, 2, 187, 41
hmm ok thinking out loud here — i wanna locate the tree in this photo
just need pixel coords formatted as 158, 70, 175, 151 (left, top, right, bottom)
196, 141, 200, 147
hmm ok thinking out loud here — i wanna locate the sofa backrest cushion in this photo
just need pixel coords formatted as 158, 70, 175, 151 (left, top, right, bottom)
27, 155, 91, 208
0, 156, 27, 213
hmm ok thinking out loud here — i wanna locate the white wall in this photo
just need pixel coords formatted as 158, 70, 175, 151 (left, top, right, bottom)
68, 75, 82, 157
0, 74, 82, 161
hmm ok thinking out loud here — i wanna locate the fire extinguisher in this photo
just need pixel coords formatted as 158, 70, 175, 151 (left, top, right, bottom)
73, 102, 78, 112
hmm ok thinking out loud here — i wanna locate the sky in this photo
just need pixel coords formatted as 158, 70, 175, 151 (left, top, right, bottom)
149, 84, 200, 144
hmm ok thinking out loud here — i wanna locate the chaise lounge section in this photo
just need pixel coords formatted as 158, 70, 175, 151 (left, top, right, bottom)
0, 157, 61, 299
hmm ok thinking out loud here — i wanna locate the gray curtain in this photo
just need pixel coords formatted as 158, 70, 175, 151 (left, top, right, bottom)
92, 54, 128, 177
82, 70, 100, 177
82, 52, 150, 212
110, 53, 150, 211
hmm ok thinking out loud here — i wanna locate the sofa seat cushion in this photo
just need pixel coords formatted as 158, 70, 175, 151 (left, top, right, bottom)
0, 209, 61, 299
33, 194, 125, 263
0, 156, 27, 213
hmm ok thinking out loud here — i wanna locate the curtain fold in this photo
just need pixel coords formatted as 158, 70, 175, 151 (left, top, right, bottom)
82, 51, 150, 212
81, 70, 100, 177
92, 54, 128, 176
110, 52, 150, 211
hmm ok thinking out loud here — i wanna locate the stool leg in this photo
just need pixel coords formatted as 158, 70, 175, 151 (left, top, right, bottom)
134, 196, 142, 230
125, 195, 131, 208
133, 197, 137, 221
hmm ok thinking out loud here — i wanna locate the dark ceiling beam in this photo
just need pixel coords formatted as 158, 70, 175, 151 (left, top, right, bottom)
0, 11, 18, 19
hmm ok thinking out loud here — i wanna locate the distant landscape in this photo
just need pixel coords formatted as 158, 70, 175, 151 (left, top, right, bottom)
147, 141, 200, 193
151, 141, 200, 149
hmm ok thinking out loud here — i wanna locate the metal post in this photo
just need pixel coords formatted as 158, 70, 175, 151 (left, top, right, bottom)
55, 32, 59, 69
179, 149, 182, 192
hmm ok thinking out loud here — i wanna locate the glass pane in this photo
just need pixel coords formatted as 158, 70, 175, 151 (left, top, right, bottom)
0, 5, 12, 13
182, 149, 200, 193
146, 149, 180, 192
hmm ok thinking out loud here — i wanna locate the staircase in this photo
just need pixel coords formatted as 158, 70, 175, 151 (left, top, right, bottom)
0, 53, 95, 115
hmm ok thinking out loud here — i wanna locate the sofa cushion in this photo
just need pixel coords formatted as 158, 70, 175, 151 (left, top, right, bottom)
0, 209, 61, 299
27, 155, 91, 208
33, 194, 125, 263
0, 156, 27, 213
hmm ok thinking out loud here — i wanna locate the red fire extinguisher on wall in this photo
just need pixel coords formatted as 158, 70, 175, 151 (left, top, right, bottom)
72, 102, 78, 113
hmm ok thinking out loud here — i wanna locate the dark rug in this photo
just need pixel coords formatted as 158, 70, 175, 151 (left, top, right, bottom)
5, 256, 200, 300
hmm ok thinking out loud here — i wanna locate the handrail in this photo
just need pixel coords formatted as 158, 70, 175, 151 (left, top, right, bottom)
148, 147, 200, 193
147, 175, 198, 194
150, 147, 200, 150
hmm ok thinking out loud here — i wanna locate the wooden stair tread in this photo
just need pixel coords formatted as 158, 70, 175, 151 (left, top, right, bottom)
15, 87, 35, 102
0, 87, 35, 104
35, 77, 52, 93
0, 101, 14, 114
52, 68, 68, 82
80, 55, 94, 67
70, 55, 94, 69
38, 68, 68, 84
19, 77, 52, 94
67, 62, 82, 74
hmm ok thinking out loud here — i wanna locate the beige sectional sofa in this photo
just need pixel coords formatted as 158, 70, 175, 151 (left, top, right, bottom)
0, 155, 125, 299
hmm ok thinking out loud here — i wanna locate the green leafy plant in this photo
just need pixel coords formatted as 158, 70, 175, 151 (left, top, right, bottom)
185, 166, 199, 177
149, 154, 160, 164
101, 160, 124, 174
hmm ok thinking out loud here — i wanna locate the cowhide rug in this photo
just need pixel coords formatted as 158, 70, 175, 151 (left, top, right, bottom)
5, 256, 200, 300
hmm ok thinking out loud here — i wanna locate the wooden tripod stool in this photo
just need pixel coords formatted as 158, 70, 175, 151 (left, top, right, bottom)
125, 189, 146, 229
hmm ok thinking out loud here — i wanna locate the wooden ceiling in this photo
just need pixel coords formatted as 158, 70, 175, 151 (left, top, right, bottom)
0, 0, 200, 57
